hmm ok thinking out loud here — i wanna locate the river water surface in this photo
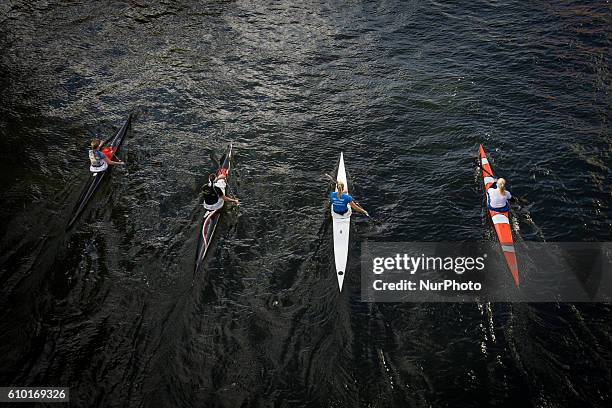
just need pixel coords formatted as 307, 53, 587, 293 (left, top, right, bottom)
0, 1, 610, 407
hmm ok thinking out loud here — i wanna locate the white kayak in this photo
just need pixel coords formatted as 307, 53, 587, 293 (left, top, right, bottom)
332, 152, 351, 292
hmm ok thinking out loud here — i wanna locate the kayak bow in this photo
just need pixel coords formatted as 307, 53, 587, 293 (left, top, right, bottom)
332, 152, 350, 292
194, 143, 233, 273
66, 114, 132, 230
479, 144, 519, 287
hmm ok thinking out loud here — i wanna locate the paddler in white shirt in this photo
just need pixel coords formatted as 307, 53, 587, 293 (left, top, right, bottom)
487, 178, 511, 212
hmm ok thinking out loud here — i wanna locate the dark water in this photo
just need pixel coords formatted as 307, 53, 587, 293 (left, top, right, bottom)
1, 1, 610, 407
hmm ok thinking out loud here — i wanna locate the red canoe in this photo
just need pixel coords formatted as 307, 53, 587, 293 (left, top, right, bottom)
479, 145, 519, 287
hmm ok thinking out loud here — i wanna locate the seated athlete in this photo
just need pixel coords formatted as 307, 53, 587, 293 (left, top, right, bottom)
329, 181, 368, 217
487, 178, 511, 212
202, 173, 239, 211
89, 138, 124, 172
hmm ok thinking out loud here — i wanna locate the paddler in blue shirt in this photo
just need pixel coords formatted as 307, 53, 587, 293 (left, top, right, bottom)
329, 181, 369, 217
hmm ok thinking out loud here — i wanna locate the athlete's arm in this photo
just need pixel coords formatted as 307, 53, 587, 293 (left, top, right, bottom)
222, 195, 240, 205
103, 156, 124, 165
350, 201, 369, 217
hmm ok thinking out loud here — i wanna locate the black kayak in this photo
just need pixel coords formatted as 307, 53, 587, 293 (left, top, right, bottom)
194, 143, 233, 273
66, 114, 132, 230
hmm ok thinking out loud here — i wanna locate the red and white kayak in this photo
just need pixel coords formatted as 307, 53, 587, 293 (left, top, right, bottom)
479, 145, 519, 287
